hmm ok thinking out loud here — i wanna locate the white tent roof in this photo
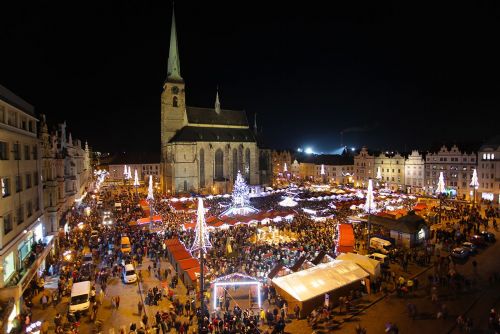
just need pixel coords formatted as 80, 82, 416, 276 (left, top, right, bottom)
271, 260, 369, 302
336, 253, 381, 278
279, 197, 298, 207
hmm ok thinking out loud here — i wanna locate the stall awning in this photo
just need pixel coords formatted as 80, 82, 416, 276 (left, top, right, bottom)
336, 253, 380, 278
271, 260, 368, 302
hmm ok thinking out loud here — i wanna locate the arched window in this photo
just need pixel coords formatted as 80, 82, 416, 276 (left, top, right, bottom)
199, 149, 205, 187
215, 149, 224, 180
173, 96, 178, 107
245, 148, 251, 178
238, 146, 243, 173
183, 180, 187, 192
232, 148, 238, 180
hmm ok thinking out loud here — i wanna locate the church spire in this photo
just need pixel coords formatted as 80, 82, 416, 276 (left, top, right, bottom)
167, 6, 183, 82
215, 87, 221, 114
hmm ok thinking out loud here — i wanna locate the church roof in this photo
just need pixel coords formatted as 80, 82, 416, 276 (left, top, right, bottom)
186, 106, 249, 127
169, 126, 256, 143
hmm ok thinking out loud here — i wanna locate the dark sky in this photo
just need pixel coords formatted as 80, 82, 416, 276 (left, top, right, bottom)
1, 1, 499, 154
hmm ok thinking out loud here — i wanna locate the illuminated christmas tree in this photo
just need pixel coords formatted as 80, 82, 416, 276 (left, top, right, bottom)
133, 169, 140, 186
147, 175, 154, 201
233, 171, 250, 208
364, 179, 376, 213
470, 169, 479, 188
191, 198, 212, 252
436, 172, 446, 194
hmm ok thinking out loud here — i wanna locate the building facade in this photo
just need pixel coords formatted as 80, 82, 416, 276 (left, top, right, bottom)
404, 150, 425, 194
424, 145, 477, 200
374, 153, 405, 191
354, 147, 375, 187
0, 85, 91, 332
477, 136, 500, 205
160, 10, 267, 194
271, 150, 292, 186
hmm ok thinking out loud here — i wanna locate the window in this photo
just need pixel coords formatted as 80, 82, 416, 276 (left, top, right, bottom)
32, 145, 37, 160
24, 145, 29, 160
21, 118, 27, 131
7, 110, 16, 127
245, 148, 251, 178
199, 149, 205, 187
27, 200, 33, 217
13, 143, 20, 160
173, 96, 178, 107
1, 177, 10, 197
15, 175, 22, 192
25, 174, 32, 189
17, 205, 24, 224
0, 106, 4, 123
29, 121, 34, 133
4, 213, 13, 235
493, 154, 495, 160
215, 149, 224, 180
0, 141, 8, 160
232, 149, 238, 179
183, 180, 187, 192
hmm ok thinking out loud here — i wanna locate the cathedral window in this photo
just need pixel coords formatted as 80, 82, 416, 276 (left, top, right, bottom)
200, 149, 205, 187
232, 148, 238, 180
173, 96, 178, 107
245, 148, 251, 179
215, 149, 224, 180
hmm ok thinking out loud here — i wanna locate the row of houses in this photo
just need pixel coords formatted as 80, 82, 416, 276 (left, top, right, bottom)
272, 138, 500, 204
0, 84, 93, 331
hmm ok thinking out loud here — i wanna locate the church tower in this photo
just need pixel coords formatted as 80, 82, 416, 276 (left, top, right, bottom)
161, 8, 187, 192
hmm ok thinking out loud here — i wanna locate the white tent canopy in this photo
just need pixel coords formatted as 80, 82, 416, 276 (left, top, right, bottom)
279, 197, 298, 207
271, 260, 369, 302
335, 253, 381, 278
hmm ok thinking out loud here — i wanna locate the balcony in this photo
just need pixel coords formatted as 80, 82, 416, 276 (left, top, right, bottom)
5, 235, 55, 292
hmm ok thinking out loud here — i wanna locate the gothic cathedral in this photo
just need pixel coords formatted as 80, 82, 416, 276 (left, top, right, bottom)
161, 9, 271, 194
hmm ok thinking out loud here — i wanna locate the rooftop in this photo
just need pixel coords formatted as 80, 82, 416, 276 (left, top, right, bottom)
0, 84, 35, 116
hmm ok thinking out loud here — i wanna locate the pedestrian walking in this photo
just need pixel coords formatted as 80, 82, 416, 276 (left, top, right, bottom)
138, 301, 143, 316
115, 295, 120, 309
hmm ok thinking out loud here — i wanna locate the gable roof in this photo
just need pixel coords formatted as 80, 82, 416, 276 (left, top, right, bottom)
370, 211, 427, 234
169, 126, 256, 143
186, 106, 248, 127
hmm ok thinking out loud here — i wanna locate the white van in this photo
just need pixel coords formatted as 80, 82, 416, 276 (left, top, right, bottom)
69, 281, 91, 314
368, 253, 390, 268
369, 237, 393, 254
122, 263, 137, 284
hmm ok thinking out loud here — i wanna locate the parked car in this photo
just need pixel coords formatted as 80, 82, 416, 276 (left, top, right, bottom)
451, 247, 469, 259
480, 231, 496, 242
461, 242, 477, 255
470, 234, 487, 247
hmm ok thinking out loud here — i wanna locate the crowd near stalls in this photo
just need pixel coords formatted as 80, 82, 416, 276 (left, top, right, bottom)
14, 172, 499, 334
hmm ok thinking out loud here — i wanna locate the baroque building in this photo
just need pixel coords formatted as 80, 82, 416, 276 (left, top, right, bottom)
160, 10, 269, 194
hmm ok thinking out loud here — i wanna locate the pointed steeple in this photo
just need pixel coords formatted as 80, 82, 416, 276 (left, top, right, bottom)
215, 87, 221, 114
167, 7, 183, 82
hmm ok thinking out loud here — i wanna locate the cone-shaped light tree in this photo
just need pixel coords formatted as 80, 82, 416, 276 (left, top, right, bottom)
127, 166, 132, 180
191, 198, 212, 324
124, 164, 128, 177
436, 171, 446, 225
436, 172, 446, 194
191, 198, 212, 252
133, 169, 140, 186
147, 175, 154, 201
283, 163, 288, 172
376, 166, 382, 180
364, 179, 376, 248
364, 179, 376, 213
470, 169, 479, 206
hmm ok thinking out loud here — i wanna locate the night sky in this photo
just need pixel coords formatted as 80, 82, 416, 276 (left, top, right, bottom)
1, 1, 499, 154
